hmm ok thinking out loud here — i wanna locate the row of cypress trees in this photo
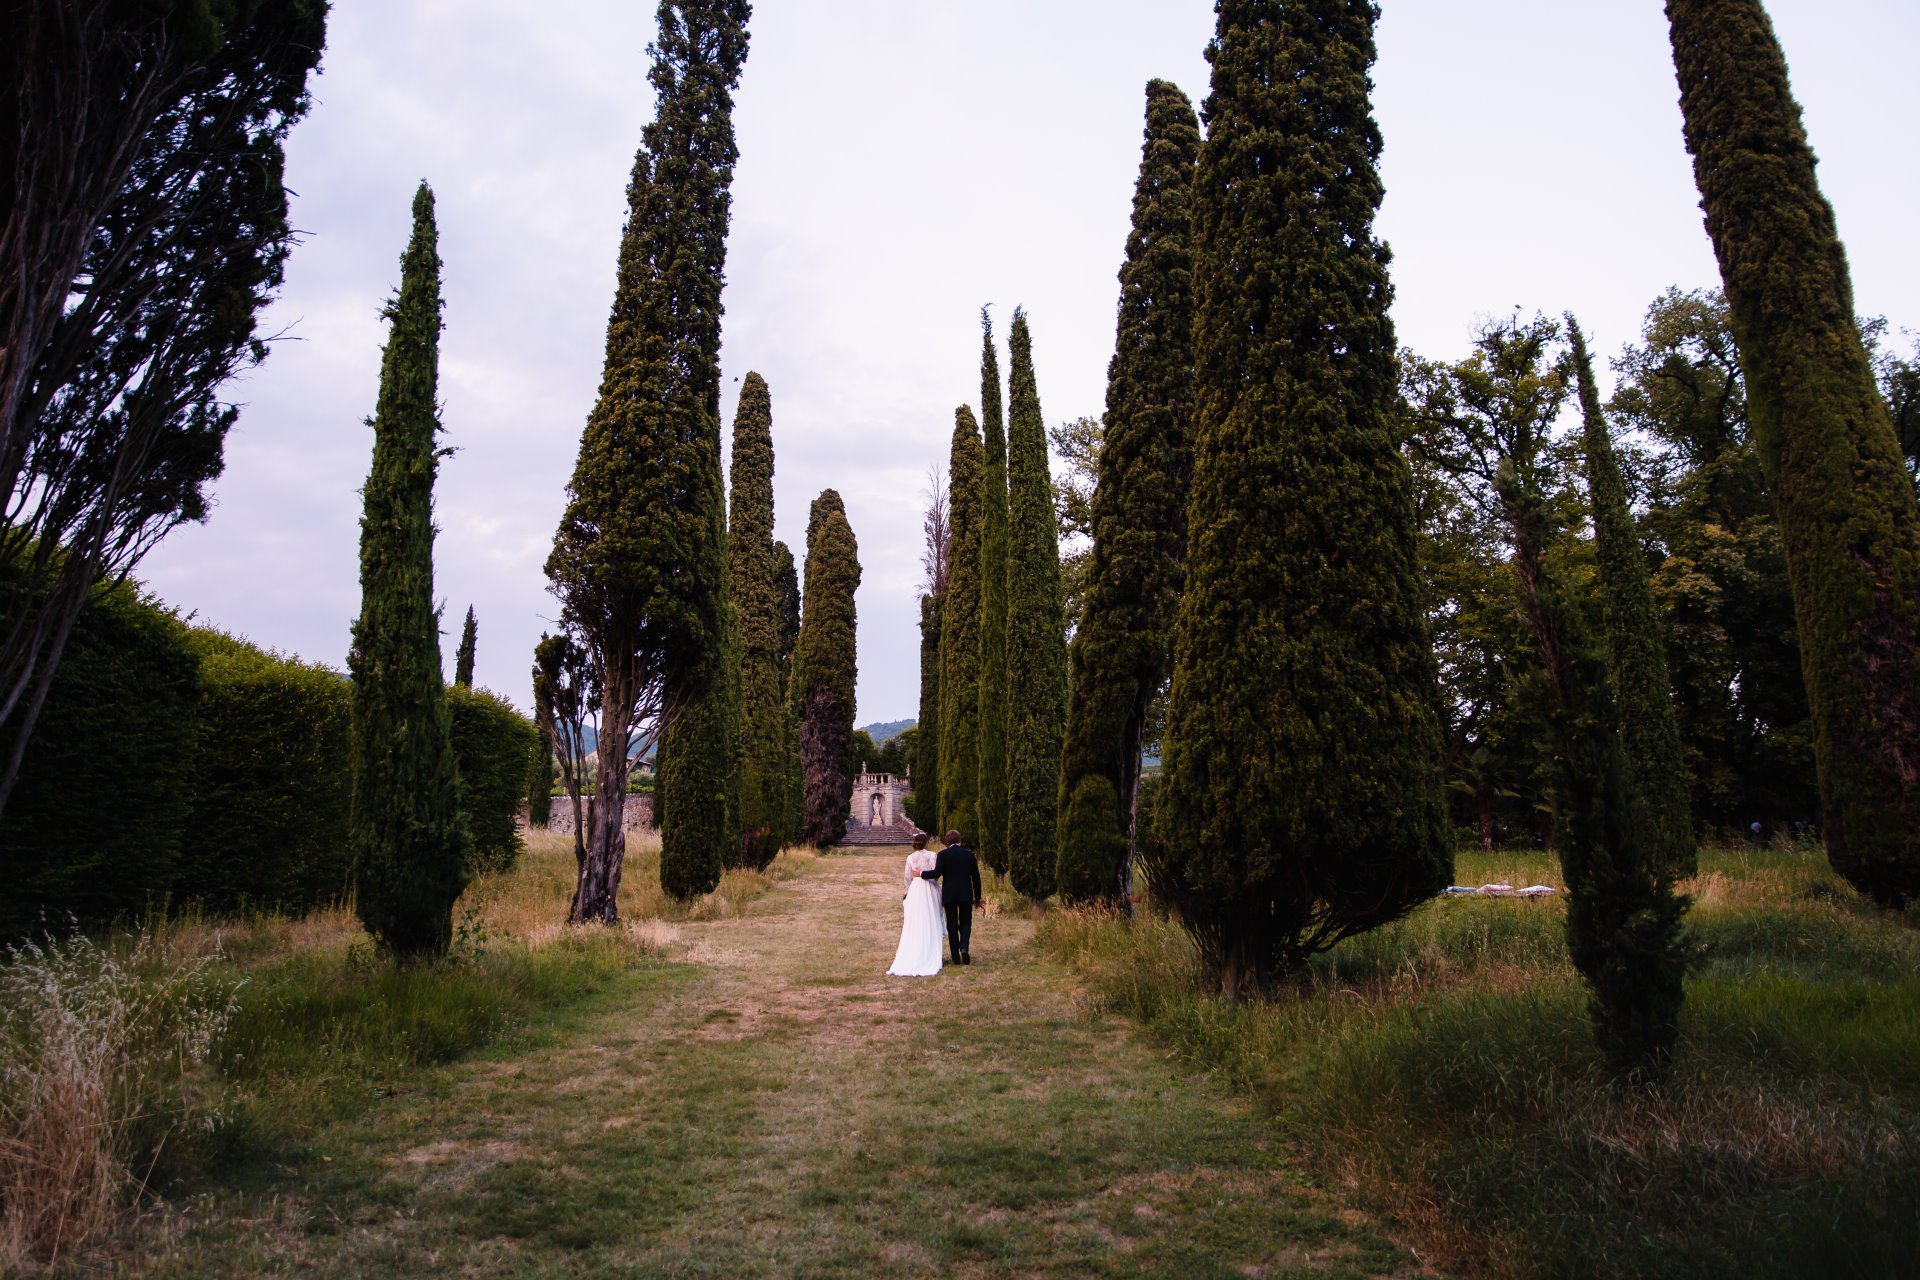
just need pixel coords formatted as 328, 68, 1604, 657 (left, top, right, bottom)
935, 316, 1070, 899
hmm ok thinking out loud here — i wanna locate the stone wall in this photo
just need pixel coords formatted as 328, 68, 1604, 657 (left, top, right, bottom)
528, 793, 655, 837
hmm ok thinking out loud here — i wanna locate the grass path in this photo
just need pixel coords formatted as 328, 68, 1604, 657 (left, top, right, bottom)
143, 849, 1425, 1278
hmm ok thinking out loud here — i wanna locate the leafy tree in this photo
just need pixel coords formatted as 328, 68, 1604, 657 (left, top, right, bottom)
729, 372, 789, 868
911, 594, 942, 830
1668, 0, 1920, 905
1004, 309, 1067, 900
1569, 317, 1694, 874
0, 0, 327, 813
976, 312, 1012, 872
791, 491, 861, 846
545, 0, 751, 921
939, 408, 985, 844
1057, 79, 1198, 905
1154, 0, 1449, 995
454, 605, 478, 688
1611, 288, 1815, 834
447, 683, 539, 873
348, 183, 469, 960
1048, 414, 1103, 634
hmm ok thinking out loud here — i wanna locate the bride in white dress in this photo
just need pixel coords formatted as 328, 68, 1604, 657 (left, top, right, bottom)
887, 841, 944, 977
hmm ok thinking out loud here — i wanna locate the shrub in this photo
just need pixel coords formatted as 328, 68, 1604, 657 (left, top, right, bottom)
0, 584, 199, 940
178, 630, 352, 914
447, 685, 539, 873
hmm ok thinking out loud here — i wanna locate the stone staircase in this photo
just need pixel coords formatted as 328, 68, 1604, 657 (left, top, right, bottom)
836, 819, 925, 847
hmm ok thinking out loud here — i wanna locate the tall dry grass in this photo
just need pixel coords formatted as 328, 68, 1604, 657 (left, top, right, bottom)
0, 827, 817, 1274
0, 931, 236, 1273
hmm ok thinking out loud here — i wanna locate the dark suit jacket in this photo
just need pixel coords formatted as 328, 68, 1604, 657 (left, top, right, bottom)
921, 843, 983, 906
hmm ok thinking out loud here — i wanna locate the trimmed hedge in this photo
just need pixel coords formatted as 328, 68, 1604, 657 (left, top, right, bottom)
178, 629, 352, 914
447, 684, 539, 872
0, 584, 200, 939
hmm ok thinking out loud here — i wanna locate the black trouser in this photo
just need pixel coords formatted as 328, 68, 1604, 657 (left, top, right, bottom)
943, 902, 973, 961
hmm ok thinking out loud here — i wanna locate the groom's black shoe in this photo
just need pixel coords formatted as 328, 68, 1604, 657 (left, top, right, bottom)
961, 952, 971, 965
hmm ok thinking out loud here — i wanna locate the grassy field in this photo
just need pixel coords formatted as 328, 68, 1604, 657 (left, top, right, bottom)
12, 841, 1429, 1278
1039, 842, 1920, 1279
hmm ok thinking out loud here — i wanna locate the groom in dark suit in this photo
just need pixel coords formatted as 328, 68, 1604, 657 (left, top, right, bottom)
921, 829, 984, 965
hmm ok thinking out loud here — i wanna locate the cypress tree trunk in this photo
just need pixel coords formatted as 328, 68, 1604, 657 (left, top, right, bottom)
1004, 309, 1067, 900
791, 491, 861, 846
1057, 79, 1199, 905
1498, 461, 1690, 1076
913, 592, 942, 831
453, 606, 477, 688
729, 372, 788, 868
939, 407, 986, 844
349, 182, 469, 960
545, 0, 750, 923
1154, 0, 1450, 995
1667, 0, 1920, 904
976, 314, 1012, 873
1569, 316, 1695, 876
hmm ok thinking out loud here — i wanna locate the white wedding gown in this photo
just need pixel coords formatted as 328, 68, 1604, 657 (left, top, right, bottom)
887, 849, 944, 977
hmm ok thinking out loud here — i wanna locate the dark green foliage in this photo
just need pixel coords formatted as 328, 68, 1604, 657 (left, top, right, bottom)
729, 373, 789, 868
659, 627, 737, 897
0, 0, 327, 813
1569, 317, 1695, 875
1056, 80, 1198, 905
1612, 288, 1816, 835
772, 539, 802, 844
939, 408, 986, 845
1497, 456, 1690, 1076
909, 593, 941, 831
1003, 310, 1067, 900
454, 606, 477, 688
0, 585, 199, 940
447, 684, 539, 874
526, 734, 553, 828
976, 312, 1011, 871
545, 0, 750, 921
348, 182, 469, 959
1154, 0, 1450, 995
178, 629, 351, 915
790, 491, 861, 846
1667, 0, 1920, 904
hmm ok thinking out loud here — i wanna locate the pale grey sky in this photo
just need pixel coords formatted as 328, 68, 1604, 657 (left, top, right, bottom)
138, 0, 1920, 725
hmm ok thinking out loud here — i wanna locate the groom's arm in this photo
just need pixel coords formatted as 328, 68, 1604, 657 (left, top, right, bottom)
970, 857, 983, 903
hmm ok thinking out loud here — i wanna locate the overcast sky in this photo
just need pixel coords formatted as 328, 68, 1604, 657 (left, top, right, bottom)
138, 0, 1920, 726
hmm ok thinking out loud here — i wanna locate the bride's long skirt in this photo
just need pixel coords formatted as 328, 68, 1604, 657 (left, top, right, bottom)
887, 880, 945, 977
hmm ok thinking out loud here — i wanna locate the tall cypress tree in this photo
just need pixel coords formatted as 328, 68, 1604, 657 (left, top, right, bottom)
1154, 0, 1450, 995
790, 490, 861, 846
1057, 80, 1199, 905
1569, 316, 1695, 876
976, 313, 1012, 873
1667, 0, 1920, 905
349, 181, 468, 960
729, 372, 787, 867
453, 606, 478, 688
1497, 451, 1690, 1075
1004, 309, 1067, 900
773, 538, 802, 844
912, 593, 942, 830
939, 407, 986, 844
545, 0, 750, 921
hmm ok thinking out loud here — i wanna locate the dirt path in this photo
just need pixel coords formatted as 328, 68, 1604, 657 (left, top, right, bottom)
147, 849, 1425, 1278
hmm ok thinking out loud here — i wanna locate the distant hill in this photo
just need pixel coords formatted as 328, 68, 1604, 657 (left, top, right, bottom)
858, 719, 915, 744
